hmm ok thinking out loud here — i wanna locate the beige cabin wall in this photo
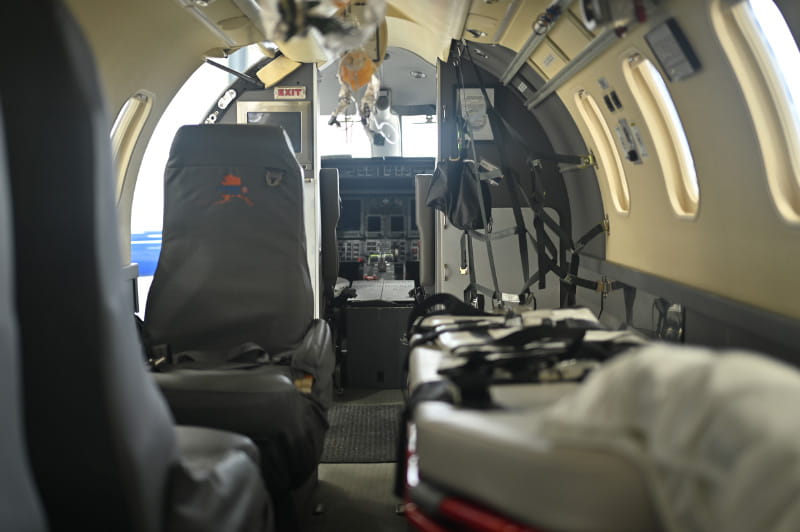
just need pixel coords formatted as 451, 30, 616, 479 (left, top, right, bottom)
552, 0, 800, 320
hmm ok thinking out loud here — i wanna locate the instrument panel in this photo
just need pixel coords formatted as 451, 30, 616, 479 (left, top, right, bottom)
323, 156, 434, 282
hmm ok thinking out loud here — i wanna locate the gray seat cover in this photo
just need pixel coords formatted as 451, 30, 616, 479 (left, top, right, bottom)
143, 124, 333, 529
319, 167, 340, 304
144, 124, 313, 356
0, 107, 46, 532
1, 2, 273, 530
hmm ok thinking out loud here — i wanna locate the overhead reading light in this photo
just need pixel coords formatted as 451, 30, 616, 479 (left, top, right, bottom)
410, 70, 427, 79
466, 28, 488, 38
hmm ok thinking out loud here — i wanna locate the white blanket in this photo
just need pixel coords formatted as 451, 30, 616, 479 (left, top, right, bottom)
538, 344, 800, 532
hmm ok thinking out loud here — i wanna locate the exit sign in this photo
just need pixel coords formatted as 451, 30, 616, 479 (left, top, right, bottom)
274, 86, 306, 99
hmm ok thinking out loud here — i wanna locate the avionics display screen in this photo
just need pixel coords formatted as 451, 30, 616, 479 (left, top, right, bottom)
247, 111, 302, 152
339, 199, 362, 232
366, 215, 381, 233
390, 215, 405, 233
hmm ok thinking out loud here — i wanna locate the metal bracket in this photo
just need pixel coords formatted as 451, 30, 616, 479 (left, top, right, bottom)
596, 276, 614, 294
531, 152, 592, 170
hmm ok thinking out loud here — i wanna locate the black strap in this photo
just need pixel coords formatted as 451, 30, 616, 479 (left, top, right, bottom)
575, 221, 606, 253
451, 49, 501, 304
526, 160, 566, 292
460, 231, 469, 274
452, 319, 600, 357
406, 293, 492, 336
463, 43, 530, 287
492, 319, 599, 346
464, 230, 483, 305
455, 41, 615, 306
150, 341, 271, 372
473, 187, 501, 301
410, 318, 515, 348
623, 285, 637, 325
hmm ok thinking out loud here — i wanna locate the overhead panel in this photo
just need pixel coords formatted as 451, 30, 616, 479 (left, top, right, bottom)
569, 4, 595, 34
530, 39, 568, 79
499, 0, 553, 52
547, 11, 593, 59
461, 0, 515, 42
497, 0, 576, 84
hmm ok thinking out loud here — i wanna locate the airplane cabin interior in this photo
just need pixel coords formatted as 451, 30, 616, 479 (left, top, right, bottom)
2, 0, 800, 531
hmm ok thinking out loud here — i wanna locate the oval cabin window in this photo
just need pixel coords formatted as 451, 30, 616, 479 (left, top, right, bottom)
713, 0, 800, 222
623, 54, 699, 218
574, 89, 631, 214
111, 91, 153, 202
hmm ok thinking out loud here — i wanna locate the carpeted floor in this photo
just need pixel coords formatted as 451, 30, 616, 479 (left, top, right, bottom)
321, 402, 404, 463
303, 390, 408, 531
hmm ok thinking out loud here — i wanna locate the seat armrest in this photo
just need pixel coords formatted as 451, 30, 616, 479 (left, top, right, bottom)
175, 425, 260, 467
169, 426, 273, 531
283, 319, 335, 409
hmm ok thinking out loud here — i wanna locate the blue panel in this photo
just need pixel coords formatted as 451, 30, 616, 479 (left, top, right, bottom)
130, 231, 162, 276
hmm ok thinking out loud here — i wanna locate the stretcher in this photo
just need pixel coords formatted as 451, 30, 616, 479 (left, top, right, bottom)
399, 299, 655, 532
400, 298, 800, 532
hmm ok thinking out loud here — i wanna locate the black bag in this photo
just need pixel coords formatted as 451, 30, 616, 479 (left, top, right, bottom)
426, 158, 491, 231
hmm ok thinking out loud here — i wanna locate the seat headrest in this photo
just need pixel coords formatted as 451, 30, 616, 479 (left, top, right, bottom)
144, 123, 313, 355
168, 124, 301, 171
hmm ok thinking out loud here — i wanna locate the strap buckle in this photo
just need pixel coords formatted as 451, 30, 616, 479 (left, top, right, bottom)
596, 277, 613, 294
148, 344, 172, 371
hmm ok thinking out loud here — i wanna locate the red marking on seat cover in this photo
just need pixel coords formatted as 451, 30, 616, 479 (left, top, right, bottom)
215, 174, 253, 206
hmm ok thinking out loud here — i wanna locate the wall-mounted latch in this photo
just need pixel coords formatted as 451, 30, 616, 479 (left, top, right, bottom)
300, 163, 313, 182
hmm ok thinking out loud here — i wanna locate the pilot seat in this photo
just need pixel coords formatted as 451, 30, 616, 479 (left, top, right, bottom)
142, 124, 335, 530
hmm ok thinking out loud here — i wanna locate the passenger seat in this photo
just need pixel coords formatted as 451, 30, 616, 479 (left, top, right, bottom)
0, 108, 46, 532
1, 2, 275, 530
142, 124, 335, 529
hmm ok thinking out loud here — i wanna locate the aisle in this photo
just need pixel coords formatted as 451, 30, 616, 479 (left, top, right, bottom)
303, 389, 408, 532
